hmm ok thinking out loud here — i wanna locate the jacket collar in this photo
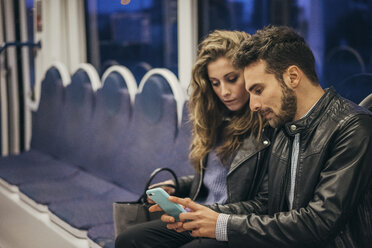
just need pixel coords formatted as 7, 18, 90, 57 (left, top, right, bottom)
283, 87, 337, 136
228, 131, 271, 174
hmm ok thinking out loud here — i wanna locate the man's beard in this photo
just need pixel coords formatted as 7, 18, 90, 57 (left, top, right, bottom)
265, 83, 297, 128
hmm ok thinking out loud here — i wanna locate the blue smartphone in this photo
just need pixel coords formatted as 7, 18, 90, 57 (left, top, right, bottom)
146, 188, 186, 221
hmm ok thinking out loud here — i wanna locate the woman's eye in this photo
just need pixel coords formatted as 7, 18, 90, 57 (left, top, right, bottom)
211, 81, 219, 87
227, 77, 237, 83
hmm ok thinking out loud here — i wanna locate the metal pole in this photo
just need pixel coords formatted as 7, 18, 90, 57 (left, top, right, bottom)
0, 40, 41, 54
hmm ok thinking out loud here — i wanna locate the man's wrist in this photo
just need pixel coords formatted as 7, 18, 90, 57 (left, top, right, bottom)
215, 213, 229, 241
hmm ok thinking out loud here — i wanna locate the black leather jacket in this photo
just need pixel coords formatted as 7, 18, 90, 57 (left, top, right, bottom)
212, 88, 372, 247
176, 129, 272, 207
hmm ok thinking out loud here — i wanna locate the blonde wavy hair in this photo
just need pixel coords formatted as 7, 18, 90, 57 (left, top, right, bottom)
188, 30, 263, 171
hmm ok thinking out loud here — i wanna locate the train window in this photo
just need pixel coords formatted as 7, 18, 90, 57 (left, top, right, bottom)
198, 0, 270, 39
85, 0, 178, 84
198, 0, 372, 104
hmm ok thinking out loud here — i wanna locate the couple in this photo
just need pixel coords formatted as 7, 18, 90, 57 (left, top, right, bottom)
116, 26, 372, 248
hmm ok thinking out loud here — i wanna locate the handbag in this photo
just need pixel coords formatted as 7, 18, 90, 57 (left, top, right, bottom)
113, 167, 179, 238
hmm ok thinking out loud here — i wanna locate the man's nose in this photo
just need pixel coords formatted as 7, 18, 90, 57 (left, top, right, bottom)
249, 96, 261, 112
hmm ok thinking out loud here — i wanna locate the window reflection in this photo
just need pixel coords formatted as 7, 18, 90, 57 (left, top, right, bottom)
85, 0, 178, 84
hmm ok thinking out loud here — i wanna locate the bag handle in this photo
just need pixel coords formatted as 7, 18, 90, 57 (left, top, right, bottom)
140, 167, 179, 203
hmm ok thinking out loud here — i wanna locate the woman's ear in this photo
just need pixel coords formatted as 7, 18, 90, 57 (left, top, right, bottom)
284, 65, 302, 88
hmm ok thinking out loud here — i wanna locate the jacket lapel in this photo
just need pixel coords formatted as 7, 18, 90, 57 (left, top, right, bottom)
228, 134, 270, 175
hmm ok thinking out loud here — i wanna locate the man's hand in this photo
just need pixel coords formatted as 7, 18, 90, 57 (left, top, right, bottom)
149, 203, 187, 232
148, 197, 186, 233
162, 196, 220, 238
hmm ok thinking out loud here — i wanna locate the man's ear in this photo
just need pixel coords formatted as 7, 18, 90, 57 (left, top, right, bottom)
284, 65, 302, 88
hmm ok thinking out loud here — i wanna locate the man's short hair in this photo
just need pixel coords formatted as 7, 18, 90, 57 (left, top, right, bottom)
234, 25, 319, 84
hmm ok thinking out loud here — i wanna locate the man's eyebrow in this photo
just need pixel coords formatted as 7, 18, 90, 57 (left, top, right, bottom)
248, 83, 260, 92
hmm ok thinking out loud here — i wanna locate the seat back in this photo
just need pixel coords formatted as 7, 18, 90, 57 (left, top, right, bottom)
324, 45, 365, 86
138, 68, 186, 127
55, 64, 100, 165
31, 63, 70, 156
166, 102, 194, 177
130, 61, 152, 86
359, 93, 372, 111
112, 70, 179, 194
80, 66, 136, 181
339, 73, 372, 104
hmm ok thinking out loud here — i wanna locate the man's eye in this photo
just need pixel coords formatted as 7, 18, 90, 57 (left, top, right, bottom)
254, 88, 263, 94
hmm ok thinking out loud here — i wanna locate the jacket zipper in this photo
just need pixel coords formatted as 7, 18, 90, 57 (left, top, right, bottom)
279, 137, 294, 210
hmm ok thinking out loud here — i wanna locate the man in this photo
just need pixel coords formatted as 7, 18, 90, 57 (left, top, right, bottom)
158, 26, 372, 247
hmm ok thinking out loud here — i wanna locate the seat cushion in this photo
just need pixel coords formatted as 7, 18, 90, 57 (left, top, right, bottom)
0, 151, 78, 186
88, 223, 115, 248
19, 170, 122, 205
48, 187, 138, 230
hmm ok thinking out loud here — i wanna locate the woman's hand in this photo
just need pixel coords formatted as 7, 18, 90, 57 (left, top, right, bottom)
147, 180, 175, 204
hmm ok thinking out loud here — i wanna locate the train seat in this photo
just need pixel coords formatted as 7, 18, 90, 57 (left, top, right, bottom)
0, 63, 78, 192
0, 157, 78, 194
71, 69, 191, 246
31, 62, 70, 155
339, 73, 372, 104
166, 101, 193, 179
87, 223, 115, 248
77, 66, 136, 183
48, 186, 137, 238
55, 64, 100, 165
113, 69, 181, 195
38, 66, 138, 238
16, 64, 104, 210
359, 93, 372, 111
0, 64, 192, 248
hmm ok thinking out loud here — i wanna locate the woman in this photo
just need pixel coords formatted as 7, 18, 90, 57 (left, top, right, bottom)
115, 30, 272, 248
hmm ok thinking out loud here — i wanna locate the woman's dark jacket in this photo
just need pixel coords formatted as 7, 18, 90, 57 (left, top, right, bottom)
176, 129, 272, 208
210, 88, 372, 248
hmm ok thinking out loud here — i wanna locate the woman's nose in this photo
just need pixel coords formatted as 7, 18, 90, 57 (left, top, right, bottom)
221, 84, 231, 97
